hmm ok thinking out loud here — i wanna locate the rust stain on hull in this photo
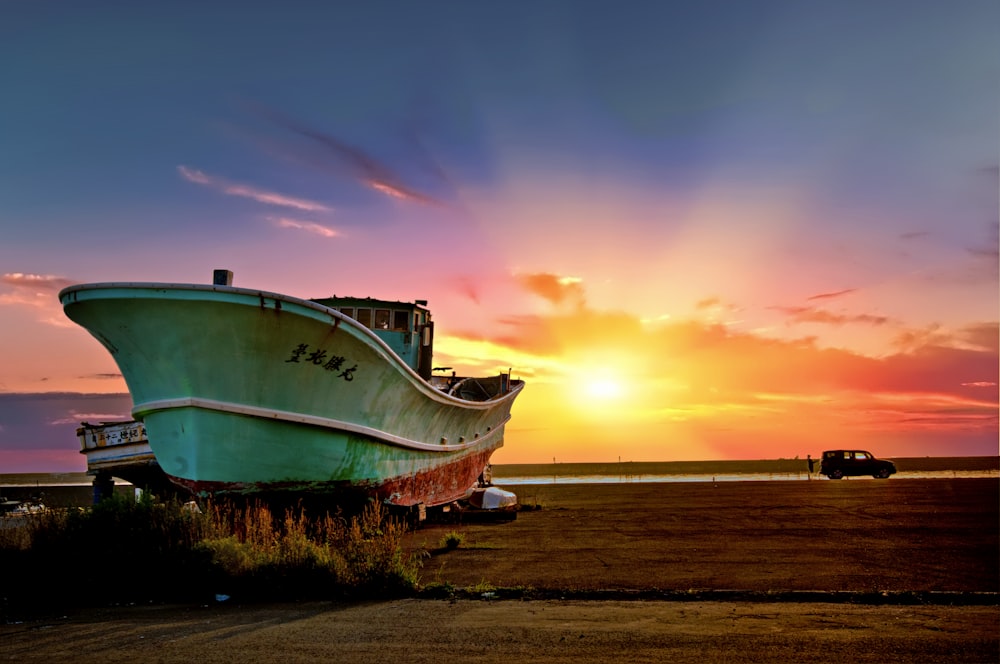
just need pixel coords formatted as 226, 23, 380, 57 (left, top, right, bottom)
171, 448, 496, 508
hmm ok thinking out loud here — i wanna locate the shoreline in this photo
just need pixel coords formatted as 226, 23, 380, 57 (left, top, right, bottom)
4, 454, 997, 486
3, 463, 998, 510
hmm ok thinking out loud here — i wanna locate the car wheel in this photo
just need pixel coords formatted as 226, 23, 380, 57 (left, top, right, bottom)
828, 470, 843, 479
874, 468, 890, 479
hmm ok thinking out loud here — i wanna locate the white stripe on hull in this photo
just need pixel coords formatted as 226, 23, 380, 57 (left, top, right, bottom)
133, 396, 510, 452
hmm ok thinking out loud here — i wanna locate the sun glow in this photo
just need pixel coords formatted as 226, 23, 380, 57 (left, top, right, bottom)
560, 347, 644, 410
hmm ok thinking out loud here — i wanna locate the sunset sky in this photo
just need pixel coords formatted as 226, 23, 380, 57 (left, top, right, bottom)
1, 1, 997, 473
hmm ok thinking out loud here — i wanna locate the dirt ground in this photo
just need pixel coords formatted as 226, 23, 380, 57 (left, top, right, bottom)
409, 478, 998, 593
2, 479, 997, 663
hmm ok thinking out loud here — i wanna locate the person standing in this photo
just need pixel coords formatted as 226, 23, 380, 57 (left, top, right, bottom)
807, 454, 816, 479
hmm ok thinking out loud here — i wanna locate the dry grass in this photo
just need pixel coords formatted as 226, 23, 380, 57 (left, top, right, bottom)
0, 495, 420, 619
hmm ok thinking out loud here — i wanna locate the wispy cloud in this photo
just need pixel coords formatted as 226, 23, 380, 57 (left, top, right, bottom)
693, 296, 742, 323
893, 322, 998, 354
365, 179, 439, 205
451, 275, 482, 304
806, 288, 857, 302
957, 322, 1000, 352
771, 306, 891, 327
267, 216, 339, 238
249, 105, 447, 207
891, 324, 951, 352
177, 165, 332, 212
48, 411, 130, 426
967, 221, 999, 265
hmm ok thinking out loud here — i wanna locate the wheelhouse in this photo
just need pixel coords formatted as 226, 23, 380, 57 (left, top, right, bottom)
311, 295, 434, 379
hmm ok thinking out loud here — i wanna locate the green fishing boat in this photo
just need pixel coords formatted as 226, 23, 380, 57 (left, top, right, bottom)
59, 270, 524, 507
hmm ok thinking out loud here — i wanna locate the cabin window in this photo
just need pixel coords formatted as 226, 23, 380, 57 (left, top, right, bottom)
339, 307, 354, 319
355, 308, 372, 327
392, 310, 409, 331
374, 309, 390, 329
413, 312, 421, 330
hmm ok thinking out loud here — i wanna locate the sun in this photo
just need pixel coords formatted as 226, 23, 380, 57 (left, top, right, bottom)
585, 377, 624, 400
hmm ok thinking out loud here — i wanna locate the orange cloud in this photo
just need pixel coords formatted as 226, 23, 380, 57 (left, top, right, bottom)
958, 322, 1000, 352
890, 324, 951, 352
695, 297, 721, 310
516, 273, 585, 308
439, 279, 997, 461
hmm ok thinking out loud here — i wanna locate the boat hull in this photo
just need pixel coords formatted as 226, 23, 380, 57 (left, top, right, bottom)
60, 283, 523, 507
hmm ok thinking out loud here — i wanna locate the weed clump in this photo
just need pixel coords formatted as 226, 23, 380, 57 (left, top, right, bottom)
440, 531, 464, 550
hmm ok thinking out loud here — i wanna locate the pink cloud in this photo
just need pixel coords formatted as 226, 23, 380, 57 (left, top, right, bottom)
177, 165, 332, 212
451, 275, 482, 304
1, 273, 73, 292
0, 273, 77, 326
364, 179, 442, 206
268, 216, 339, 238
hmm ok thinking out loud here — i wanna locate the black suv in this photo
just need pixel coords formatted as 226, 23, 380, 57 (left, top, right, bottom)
820, 450, 896, 479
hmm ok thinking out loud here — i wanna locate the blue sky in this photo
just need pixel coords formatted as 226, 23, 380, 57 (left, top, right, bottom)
1, 0, 997, 471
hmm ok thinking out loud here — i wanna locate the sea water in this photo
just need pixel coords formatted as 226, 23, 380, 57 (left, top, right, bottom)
494, 469, 999, 485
